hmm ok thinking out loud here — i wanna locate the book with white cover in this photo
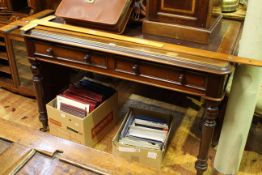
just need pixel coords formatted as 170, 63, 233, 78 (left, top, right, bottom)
127, 124, 168, 143
134, 116, 169, 130
56, 95, 90, 113
119, 136, 162, 150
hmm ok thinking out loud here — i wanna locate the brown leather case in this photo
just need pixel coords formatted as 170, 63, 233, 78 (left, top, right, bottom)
55, 0, 133, 33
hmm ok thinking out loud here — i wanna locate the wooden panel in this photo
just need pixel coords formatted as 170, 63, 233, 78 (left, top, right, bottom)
33, 41, 108, 69
0, 51, 8, 60
0, 139, 12, 154
114, 56, 207, 92
114, 57, 137, 75
17, 152, 99, 175
0, 118, 159, 175
147, 0, 211, 27
160, 0, 196, 14
0, 143, 32, 175
185, 71, 207, 91
0, 73, 13, 85
0, 64, 11, 74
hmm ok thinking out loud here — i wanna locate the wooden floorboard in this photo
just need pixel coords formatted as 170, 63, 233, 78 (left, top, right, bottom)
0, 85, 261, 175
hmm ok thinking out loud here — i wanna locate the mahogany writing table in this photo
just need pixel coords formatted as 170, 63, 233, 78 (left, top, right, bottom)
23, 18, 241, 174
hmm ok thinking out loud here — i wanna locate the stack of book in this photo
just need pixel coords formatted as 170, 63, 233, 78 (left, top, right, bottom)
56, 79, 115, 118
119, 112, 171, 150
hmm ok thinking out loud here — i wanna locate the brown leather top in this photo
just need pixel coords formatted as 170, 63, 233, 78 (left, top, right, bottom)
55, 0, 131, 25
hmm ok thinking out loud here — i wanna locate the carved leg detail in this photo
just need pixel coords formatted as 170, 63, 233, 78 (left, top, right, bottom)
195, 100, 219, 175
30, 61, 48, 132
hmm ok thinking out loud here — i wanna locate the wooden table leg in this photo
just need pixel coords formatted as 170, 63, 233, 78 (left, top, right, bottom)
195, 100, 220, 175
30, 60, 48, 132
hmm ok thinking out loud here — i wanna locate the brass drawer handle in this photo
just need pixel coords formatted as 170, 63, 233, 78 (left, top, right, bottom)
132, 64, 140, 75
83, 54, 91, 64
178, 74, 186, 85
46, 48, 54, 57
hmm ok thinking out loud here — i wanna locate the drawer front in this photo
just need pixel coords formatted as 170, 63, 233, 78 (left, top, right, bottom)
33, 41, 108, 69
114, 57, 207, 91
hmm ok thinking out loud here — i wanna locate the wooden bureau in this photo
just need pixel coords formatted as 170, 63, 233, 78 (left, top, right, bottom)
23, 17, 242, 174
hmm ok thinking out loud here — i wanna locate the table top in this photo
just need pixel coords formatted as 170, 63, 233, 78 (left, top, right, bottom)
23, 18, 242, 75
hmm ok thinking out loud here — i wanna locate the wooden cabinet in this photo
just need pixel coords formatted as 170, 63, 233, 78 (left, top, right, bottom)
7, 30, 35, 95
0, 10, 54, 96
0, 29, 35, 96
0, 33, 14, 89
0, 1, 60, 96
146, 0, 213, 28
143, 0, 222, 44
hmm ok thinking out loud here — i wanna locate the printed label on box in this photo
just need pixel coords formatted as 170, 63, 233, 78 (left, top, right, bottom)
147, 152, 157, 159
118, 146, 140, 153
91, 111, 113, 138
49, 118, 62, 127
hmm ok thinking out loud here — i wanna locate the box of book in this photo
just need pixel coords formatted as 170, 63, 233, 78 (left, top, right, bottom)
112, 108, 175, 169
46, 79, 118, 147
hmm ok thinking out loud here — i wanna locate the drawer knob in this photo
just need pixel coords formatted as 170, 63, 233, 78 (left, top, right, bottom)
178, 74, 186, 85
132, 64, 140, 75
83, 54, 91, 64
46, 48, 54, 57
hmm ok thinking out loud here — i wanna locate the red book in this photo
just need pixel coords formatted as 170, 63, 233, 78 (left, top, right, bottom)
62, 90, 97, 112
60, 103, 86, 118
67, 85, 104, 103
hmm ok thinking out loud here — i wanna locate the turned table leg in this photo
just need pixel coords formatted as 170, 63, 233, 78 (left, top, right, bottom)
195, 100, 220, 175
30, 61, 48, 131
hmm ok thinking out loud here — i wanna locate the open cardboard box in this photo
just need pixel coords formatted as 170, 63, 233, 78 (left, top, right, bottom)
46, 92, 118, 147
112, 107, 175, 169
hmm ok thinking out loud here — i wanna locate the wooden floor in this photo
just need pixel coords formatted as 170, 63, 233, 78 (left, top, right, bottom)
0, 83, 261, 175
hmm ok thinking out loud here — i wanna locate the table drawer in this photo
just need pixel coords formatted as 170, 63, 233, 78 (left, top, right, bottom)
114, 57, 207, 91
33, 41, 108, 69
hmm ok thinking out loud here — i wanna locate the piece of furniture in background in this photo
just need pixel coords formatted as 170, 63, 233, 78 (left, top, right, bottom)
0, 10, 53, 96
143, 0, 222, 44
0, 0, 34, 26
0, 0, 60, 26
0, 32, 12, 90
0, 29, 34, 96
0, 0, 59, 96
5, 29, 34, 96
0, 0, 52, 96
27, 0, 61, 14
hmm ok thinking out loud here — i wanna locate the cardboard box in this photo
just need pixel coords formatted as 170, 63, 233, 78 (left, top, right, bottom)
112, 108, 175, 169
46, 92, 118, 147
